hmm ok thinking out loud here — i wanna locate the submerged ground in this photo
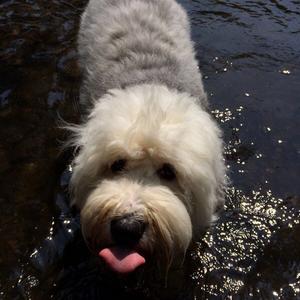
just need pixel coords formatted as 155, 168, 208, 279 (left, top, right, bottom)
0, 0, 299, 299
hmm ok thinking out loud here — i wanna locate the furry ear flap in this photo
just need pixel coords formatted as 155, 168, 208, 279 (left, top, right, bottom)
69, 164, 97, 210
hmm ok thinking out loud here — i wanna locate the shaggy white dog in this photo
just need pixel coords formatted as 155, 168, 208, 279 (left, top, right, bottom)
69, 0, 226, 275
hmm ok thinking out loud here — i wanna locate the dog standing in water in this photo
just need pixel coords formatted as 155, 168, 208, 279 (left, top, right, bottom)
68, 0, 226, 278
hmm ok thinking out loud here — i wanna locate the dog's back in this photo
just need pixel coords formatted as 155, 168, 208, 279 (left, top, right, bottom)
78, 0, 207, 108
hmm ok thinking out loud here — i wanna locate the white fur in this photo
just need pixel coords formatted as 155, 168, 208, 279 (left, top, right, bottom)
69, 0, 227, 271
69, 84, 226, 267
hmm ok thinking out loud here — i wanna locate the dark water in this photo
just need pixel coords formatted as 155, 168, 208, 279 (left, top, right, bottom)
0, 0, 299, 299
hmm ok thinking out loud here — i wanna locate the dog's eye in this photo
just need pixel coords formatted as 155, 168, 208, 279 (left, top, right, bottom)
111, 159, 127, 173
157, 163, 176, 181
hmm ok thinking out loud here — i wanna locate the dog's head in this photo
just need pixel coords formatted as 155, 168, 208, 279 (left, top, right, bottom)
69, 84, 225, 275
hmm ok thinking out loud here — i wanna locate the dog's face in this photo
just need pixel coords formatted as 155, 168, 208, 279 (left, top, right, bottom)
69, 85, 225, 274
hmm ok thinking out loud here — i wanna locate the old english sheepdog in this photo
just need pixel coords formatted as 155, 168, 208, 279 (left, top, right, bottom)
68, 0, 226, 276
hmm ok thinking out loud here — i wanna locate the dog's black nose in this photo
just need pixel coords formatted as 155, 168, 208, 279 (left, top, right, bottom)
111, 215, 145, 246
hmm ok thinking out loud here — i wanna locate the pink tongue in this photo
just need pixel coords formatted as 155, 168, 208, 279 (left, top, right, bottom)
99, 247, 145, 274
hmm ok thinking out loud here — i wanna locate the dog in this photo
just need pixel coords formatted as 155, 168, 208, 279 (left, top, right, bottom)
68, 0, 226, 278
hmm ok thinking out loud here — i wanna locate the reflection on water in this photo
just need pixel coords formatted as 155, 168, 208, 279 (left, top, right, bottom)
0, 0, 299, 299
192, 187, 300, 298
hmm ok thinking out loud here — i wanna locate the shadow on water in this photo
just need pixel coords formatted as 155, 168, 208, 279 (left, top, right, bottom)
0, 0, 299, 299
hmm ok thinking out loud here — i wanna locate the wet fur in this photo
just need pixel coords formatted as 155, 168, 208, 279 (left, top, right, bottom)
69, 0, 226, 273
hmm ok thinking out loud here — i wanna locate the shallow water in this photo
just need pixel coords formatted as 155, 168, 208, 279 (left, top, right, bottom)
0, 0, 299, 299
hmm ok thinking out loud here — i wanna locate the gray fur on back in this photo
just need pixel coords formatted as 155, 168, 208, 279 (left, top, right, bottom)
78, 0, 207, 108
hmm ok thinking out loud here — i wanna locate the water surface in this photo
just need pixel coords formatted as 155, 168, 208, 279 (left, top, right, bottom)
0, 0, 299, 299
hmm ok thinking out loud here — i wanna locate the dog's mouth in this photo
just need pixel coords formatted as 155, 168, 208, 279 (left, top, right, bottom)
99, 246, 146, 274
98, 214, 147, 274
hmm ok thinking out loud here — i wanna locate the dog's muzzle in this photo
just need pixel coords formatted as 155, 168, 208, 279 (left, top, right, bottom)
111, 214, 146, 247
99, 214, 147, 274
